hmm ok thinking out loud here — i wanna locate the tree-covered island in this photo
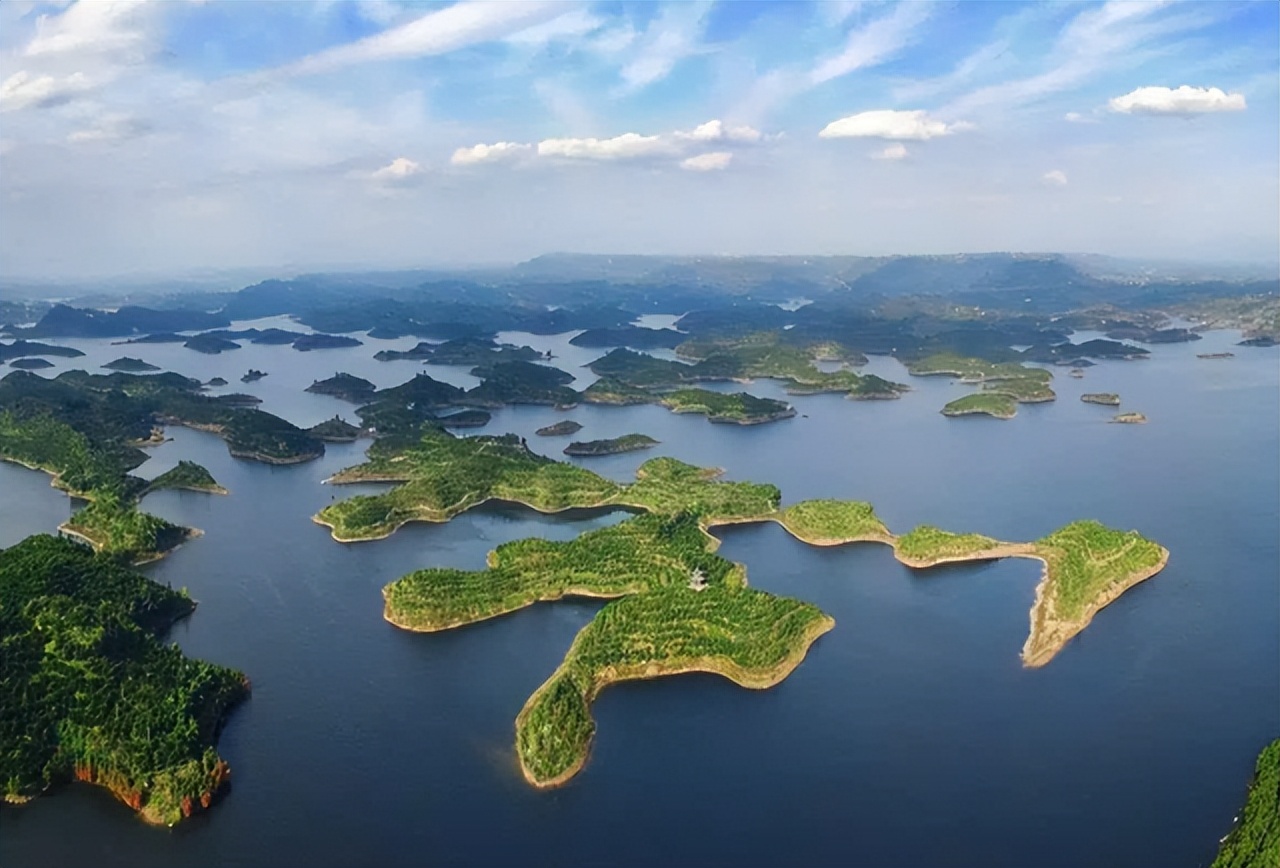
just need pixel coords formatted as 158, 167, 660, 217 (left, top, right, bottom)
315, 420, 1167, 789
941, 393, 1019, 419
0, 535, 248, 825
563, 434, 658, 456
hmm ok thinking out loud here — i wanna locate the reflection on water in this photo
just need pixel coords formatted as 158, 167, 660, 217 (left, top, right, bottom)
1, 323, 1276, 868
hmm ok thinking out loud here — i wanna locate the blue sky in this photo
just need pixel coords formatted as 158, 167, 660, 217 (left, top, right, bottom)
0, 0, 1275, 278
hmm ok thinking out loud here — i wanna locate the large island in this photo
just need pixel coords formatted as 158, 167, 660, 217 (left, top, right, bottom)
318, 424, 1169, 787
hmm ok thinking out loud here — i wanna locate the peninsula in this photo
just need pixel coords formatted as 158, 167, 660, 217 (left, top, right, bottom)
1212, 739, 1280, 868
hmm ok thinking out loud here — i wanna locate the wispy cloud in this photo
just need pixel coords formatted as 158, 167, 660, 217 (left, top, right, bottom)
370, 157, 423, 184
0, 70, 92, 112
941, 1, 1225, 117
617, 2, 713, 93
680, 151, 732, 171
810, 1, 932, 85
1109, 85, 1246, 115
1042, 169, 1068, 186
872, 143, 909, 161
278, 1, 571, 77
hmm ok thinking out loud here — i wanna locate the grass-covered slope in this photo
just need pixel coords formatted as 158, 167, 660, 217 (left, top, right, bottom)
317, 433, 780, 542
775, 499, 891, 544
893, 525, 1010, 565
1022, 520, 1168, 667
145, 460, 227, 495
1213, 739, 1280, 868
515, 587, 833, 787
315, 430, 622, 540
384, 513, 745, 631
0, 535, 248, 826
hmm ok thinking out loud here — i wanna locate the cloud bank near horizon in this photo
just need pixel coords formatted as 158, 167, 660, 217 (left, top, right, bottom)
0, 0, 1275, 277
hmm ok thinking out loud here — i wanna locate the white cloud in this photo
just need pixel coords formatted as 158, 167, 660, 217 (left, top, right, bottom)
1063, 111, 1100, 123
617, 2, 712, 92
810, 2, 931, 85
942, 1, 1206, 116
0, 70, 91, 111
451, 141, 532, 166
872, 143, 909, 161
819, 110, 967, 141
24, 0, 159, 60
537, 133, 674, 161
680, 151, 732, 172
1042, 169, 1068, 186
676, 119, 762, 143
280, 1, 570, 76
370, 157, 422, 183
1108, 85, 1246, 115
67, 112, 150, 143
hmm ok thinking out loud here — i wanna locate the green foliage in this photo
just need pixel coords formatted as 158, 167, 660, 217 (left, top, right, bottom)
896, 525, 1002, 561
908, 353, 1052, 383
587, 348, 692, 387
621, 458, 781, 521
146, 460, 223, 494
464, 361, 579, 407
317, 429, 623, 538
515, 586, 831, 784
984, 377, 1056, 402
1213, 739, 1280, 868
580, 377, 655, 405
658, 389, 795, 424
777, 499, 889, 542
941, 393, 1018, 418
563, 434, 658, 456
1034, 520, 1165, 620
0, 535, 246, 824
64, 492, 190, 559
385, 513, 743, 630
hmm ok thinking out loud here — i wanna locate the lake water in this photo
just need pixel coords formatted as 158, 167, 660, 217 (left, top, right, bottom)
1, 322, 1276, 868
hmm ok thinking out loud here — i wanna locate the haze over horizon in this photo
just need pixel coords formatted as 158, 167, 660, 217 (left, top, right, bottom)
1, 0, 1277, 279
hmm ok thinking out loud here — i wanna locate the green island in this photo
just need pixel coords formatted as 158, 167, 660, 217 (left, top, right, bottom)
314, 419, 1168, 786
515, 586, 833, 787
563, 434, 659, 456
145, 460, 228, 495
10, 357, 55, 370
0, 535, 248, 825
983, 378, 1056, 403
308, 415, 364, 442
1081, 393, 1120, 406
103, 357, 161, 372
305, 372, 377, 402
536, 420, 583, 437
384, 512, 746, 632
183, 334, 240, 354
1113, 412, 1147, 424
465, 360, 579, 407
906, 353, 1051, 382
658, 389, 796, 425
0, 369, 320, 560
1212, 739, 1280, 868
588, 342, 906, 401
771, 499, 892, 545
941, 393, 1019, 419
241, 369, 266, 383
580, 378, 797, 424
581, 376, 658, 405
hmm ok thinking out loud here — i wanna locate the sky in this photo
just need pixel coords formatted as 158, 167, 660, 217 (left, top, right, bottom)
0, 0, 1276, 279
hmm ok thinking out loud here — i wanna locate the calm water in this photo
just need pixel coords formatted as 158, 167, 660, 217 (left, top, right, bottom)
1, 322, 1276, 868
